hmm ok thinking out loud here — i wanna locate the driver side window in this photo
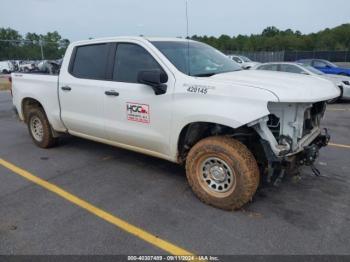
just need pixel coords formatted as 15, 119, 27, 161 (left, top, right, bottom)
113, 43, 163, 83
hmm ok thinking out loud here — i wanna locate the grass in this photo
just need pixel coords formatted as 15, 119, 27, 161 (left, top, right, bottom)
0, 75, 11, 91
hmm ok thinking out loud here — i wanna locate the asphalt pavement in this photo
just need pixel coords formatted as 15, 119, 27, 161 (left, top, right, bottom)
0, 90, 349, 256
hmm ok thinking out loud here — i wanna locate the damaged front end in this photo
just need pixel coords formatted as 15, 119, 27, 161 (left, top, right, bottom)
248, 101, 330, 185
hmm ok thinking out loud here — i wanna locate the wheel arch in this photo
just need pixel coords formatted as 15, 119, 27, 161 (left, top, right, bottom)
176, 121, 260, 164
21, 97, 45, 123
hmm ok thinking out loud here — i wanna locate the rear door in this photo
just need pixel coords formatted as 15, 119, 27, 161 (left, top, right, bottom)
103, 42, 174, 156
59, 43, 113, 138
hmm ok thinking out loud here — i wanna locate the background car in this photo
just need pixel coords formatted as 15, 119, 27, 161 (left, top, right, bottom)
18, 61, 36, 72
0, 60, 15, 74
227, 55, 260, 69
297, 59, 350, 76
37, 60, 61, 74
254, 62, 350, 102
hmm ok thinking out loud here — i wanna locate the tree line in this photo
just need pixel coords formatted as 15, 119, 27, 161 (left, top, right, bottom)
1, 23, 349, 60
0, 28, 69, 60
191, 24, 350, 52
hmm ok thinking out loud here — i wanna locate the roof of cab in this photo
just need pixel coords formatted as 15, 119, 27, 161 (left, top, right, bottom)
71, 36, 193, 46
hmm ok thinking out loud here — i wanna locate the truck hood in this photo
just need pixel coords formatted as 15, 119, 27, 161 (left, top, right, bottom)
210, 70, 340, 102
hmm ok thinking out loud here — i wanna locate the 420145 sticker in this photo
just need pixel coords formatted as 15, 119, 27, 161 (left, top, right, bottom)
126, 102, 150, 124
184, 84, 215, 95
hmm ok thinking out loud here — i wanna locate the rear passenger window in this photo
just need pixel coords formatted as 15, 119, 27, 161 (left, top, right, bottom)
113, 43, 163, 83
71, 44, 109, 80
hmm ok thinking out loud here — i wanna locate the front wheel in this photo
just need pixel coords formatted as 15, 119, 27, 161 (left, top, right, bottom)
185, 136, 260, 210
27, 107, 57, 148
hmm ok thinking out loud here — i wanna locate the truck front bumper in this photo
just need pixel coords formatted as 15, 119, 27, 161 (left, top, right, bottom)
261, 128, 330, 165
260, 128, 330, 184
294, 128, 330, 166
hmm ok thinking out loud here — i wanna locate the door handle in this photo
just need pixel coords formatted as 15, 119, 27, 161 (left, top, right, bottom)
105, 90, 119, 96
61, 86, 72, 91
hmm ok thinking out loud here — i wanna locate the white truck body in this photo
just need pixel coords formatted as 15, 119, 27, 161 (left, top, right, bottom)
11, 37, 340, 209
12, 37, 339, 162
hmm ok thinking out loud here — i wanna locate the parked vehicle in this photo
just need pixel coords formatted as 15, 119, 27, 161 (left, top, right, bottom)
19, 61, 36, 72
297, 59, 350, 76
0, 60, 14, 74
37, 60, 61, 75
254, 62, 350, 101
227, 55, 260, 69
11, 37, 339, 210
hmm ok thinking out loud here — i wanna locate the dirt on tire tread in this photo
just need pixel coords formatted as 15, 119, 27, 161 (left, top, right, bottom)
27, 107, 57, 148
186, 136, 260, 210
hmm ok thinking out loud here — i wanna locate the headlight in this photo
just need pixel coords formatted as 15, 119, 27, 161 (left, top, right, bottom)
343, 80, 350, 86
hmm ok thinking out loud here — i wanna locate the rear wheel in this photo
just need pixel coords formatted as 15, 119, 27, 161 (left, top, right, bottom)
185, 136, 260, 210
27, 107, 57, 148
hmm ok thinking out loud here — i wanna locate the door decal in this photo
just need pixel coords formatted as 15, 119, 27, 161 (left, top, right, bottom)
126, 102, 150, 124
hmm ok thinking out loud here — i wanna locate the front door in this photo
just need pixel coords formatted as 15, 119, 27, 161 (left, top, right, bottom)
103, 42, 174, 156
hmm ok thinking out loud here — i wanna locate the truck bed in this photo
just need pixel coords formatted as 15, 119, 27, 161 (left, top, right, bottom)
11, 73, 65, 132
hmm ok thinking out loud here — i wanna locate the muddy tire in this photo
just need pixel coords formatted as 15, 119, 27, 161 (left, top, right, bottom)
186, 136, 260, 210
27, 107, 57, 148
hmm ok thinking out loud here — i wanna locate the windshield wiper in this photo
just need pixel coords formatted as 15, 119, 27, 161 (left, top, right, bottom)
192, 73, 217, 77
192, 69, 242, 77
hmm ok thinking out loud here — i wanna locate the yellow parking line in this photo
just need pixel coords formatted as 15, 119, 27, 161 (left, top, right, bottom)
329, 143, 350, 149
0, 158, 194, 256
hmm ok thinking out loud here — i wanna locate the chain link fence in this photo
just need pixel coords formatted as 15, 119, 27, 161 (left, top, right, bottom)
224, 50, 350, 63
226, 51, 285, 63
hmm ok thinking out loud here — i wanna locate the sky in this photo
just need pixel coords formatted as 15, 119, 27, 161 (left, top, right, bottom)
0, 0, 349, 41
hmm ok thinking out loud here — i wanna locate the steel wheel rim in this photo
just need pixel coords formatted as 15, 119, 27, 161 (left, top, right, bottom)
30, 116, 44, 142
200, 157, 235, 194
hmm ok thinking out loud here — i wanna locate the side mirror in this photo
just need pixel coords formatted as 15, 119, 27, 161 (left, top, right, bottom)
137, 70, 168, 95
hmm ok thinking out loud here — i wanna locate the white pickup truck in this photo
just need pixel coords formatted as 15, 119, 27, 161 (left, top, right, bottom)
11, 37, 339, 210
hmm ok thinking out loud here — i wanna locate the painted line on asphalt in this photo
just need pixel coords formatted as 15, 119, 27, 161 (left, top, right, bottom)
0, 158, 195, 257
329, 143, 350, 149
327, 108, 350, 111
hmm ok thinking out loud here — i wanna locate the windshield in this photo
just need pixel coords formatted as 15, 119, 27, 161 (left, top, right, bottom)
302, 65, 325, 75
151, 41, 242, 76
323, 60, 338, 68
